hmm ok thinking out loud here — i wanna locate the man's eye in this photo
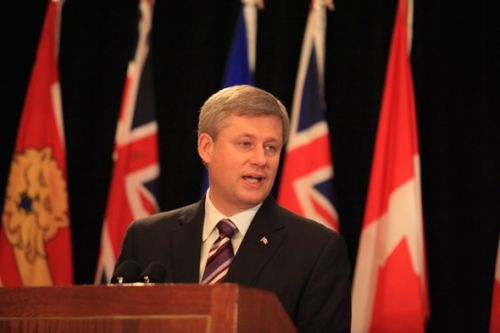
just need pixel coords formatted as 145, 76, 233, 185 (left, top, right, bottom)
239, 141, 252, 148
265, 145, 277, 152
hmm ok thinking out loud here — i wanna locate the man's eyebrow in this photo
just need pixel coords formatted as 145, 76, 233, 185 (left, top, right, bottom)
236, 133, 256, 139
235, 133, 281, 143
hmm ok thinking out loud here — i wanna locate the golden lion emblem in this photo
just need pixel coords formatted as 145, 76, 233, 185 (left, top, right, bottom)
2, 147, 69, 285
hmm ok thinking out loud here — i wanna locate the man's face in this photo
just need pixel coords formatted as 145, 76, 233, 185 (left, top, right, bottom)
198, 114, 283, 216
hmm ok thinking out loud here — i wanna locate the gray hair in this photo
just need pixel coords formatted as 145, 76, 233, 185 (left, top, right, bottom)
198, 85, 290, 144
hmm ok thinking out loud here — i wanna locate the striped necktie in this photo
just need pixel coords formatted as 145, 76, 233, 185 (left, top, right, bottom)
201, 219, 237, 285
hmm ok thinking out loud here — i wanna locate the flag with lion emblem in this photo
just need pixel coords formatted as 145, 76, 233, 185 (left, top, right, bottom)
0, 0, 73, 286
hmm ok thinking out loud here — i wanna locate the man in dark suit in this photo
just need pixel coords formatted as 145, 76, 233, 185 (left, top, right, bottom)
114, 85, 351, 332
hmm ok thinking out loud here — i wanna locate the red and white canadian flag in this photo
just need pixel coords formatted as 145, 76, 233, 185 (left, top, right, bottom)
351, 0, 429, 331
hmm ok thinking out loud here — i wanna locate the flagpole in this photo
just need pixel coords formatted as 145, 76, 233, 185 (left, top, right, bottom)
241, 0, 264, 72
407, 0, 414, 54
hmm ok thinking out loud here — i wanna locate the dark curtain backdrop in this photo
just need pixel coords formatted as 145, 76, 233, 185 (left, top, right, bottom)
1, 0, 498, 332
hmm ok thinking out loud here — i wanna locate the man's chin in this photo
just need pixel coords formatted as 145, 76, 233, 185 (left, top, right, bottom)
238, 192, 268, 207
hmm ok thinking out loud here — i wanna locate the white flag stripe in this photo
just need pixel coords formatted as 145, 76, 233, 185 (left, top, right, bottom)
125, 164, 160, 219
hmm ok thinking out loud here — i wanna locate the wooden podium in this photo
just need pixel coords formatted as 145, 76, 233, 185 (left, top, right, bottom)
0, 283, 297, 333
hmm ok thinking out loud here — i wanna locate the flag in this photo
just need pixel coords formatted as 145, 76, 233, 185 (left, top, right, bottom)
351, 0, 429, 331
277, 0, 338, 230
200, 0, 260, 195
491, 234, 500, 333
0, 0, 73, 287
94, 0, 160, 283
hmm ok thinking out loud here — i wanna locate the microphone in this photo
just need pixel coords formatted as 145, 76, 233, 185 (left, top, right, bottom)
111, 260, 142, 284
139, 262, 167, 284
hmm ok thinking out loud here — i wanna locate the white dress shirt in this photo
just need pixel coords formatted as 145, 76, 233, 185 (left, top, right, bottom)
199, 189, 262, 282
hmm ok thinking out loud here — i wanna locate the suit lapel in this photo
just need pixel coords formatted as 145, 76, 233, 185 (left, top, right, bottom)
226, 196, 286, 285
171, 199, 205, 283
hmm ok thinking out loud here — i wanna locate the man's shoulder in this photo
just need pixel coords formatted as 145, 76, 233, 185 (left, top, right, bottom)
264, 197, 341, 241
130, 201, 202, 232
283, 207, 338, 236
265, 199, 349, 270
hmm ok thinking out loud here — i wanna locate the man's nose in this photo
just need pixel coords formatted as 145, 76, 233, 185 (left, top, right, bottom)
250, 147, 267, 166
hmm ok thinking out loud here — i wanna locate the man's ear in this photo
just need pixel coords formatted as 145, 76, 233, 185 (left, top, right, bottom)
198, 133, 214, 164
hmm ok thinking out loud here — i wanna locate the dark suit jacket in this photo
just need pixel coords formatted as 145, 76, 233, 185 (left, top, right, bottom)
115, 196, 351, 333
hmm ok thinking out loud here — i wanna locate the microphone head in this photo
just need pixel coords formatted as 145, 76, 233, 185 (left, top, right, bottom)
111, 260, 142, 284
140, 262, 167, 284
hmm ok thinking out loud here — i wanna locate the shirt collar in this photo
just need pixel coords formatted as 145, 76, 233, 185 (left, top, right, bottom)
202, 189, 262, 242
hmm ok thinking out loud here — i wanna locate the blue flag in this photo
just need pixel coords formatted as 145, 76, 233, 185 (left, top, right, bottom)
200, 7, 255, 195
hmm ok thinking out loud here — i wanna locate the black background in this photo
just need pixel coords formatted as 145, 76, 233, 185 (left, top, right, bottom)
1, 0, 499, 332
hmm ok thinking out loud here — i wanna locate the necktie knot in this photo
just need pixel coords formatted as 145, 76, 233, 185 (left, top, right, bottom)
217, 219, 237, 239
201, 219, 237, 285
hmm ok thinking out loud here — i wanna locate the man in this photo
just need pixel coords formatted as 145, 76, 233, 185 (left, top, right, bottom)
114, 85, 351, 332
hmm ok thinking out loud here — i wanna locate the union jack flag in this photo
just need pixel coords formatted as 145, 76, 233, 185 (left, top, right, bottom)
95, 0, 160, 283
278, 0, 338, 230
